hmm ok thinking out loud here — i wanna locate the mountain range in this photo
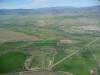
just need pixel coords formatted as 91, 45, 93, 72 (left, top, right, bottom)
0, 6, 100, 15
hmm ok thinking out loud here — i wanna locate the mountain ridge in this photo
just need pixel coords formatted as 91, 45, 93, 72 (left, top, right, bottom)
0, 5, 100, 15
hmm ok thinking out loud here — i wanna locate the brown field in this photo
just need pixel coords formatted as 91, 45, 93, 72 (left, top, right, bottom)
0, 29, 39, 43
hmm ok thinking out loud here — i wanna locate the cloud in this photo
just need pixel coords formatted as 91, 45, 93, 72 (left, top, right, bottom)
32, 0, 47, 4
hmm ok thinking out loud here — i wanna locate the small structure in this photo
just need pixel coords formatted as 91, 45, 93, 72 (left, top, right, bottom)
24, 56, 33, 71
90, 68, 97, 75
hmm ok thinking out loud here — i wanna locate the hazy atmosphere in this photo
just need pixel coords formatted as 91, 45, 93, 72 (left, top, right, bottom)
0, 0, 100, 9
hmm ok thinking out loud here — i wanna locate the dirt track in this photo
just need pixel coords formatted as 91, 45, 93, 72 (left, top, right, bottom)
19, 71, 73, 75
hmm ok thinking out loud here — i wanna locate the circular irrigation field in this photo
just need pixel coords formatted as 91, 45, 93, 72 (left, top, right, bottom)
0, 52, 27, 74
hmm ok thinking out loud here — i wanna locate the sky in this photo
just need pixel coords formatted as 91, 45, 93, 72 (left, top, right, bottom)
0, 0, 100, 9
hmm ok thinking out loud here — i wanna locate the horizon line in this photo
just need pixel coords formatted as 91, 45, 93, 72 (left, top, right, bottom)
0, 5, 100, 10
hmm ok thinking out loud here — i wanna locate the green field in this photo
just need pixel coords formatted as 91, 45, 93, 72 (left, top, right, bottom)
0, 52, 27, 74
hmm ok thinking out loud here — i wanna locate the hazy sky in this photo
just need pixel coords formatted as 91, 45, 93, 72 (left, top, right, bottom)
0, 0, 99, 9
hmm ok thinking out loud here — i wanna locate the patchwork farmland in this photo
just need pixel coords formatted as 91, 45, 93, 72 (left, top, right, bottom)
0, 6, 100, 75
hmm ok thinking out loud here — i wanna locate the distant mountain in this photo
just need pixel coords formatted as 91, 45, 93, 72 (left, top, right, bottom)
0, 6, 100, 15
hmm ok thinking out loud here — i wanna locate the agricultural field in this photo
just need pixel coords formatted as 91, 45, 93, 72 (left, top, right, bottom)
0, 52, 27, 74
0, 7, 100, 75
